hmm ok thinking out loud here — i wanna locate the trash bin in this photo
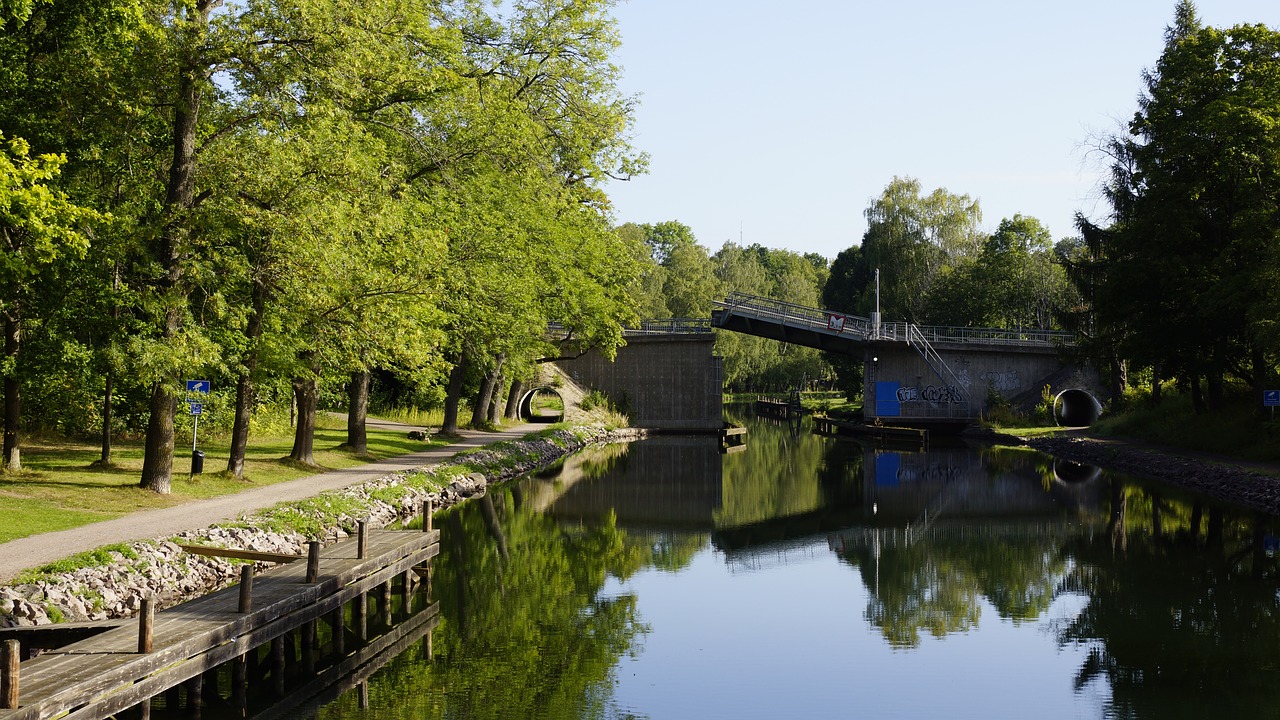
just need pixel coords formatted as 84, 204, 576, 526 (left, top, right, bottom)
191, 449, 205, 474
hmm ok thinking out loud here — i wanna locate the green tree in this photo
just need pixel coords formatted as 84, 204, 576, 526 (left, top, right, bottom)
0, 134, 99, 470
1097, 4, 1280, 411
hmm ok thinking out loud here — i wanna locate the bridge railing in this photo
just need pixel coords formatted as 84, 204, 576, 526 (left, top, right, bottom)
716, 292, 875, 337
878, 322, 1072, 347
716, 293, 1073, 347
630, 318, 713, 335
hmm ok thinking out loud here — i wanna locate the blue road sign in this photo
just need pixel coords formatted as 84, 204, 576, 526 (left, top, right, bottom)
186, 379, 211, 394
1265, 390, 1280, 407
188, 402, 203, 416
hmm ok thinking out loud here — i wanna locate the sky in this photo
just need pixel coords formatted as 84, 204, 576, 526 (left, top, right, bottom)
602, 0, 1280, 261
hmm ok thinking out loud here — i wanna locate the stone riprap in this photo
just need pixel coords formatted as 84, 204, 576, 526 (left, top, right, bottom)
0, 424, 641, 628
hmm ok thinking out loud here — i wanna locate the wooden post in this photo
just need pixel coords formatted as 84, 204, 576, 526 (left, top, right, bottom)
357, 521, 367, 559
305, 541, 320, 583
138, 596, 155, 653
232, 654, 247, 713
271, 636, 286, 698
136, 700, 151, 720
302, 620, 316, 675
358, 681, 369, 710
331, 606, 345, 657
238, 565, 254, 613
355, 591, 368, 642
2, 639, 19, 709
423, 499, 433, 532
380, 580, 392, 627
187, 673, 203, 719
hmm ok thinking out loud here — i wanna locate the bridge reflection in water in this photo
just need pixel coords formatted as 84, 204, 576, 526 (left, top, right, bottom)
291, 409, 1280, 720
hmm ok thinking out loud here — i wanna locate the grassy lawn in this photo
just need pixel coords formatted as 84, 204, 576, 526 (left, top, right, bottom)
0, 415, 451, 544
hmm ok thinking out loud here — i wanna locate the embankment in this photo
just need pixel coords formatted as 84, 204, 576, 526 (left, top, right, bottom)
0, 424, 642, 628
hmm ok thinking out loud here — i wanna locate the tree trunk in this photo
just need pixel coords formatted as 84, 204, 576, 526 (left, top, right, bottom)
227, 373, 254, 477
504, 379, 525, 420
289, 375, 319, 465
347, 370, 369, 453
1252, 343, 1268, 415
140, 384, 176, 493
471, 355, 504, 428
3, 312, 20, 471
228, 280, 266, 476
440, 351, 469, 435
1206, 371, 1224, 413
486, 372, 505, 426
1150, 364, 1162, 405
1190, 374, 1207, 415
140, 0, 213, 494
99, 372, 113, 465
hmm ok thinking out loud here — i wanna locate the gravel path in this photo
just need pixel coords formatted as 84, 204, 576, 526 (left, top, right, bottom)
0, 420, 534, 584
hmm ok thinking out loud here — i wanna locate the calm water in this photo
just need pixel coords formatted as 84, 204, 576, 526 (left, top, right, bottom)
306, 409, 1280, 720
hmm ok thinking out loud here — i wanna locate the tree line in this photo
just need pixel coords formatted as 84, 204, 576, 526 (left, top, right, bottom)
1071, 1, 1280, 413
0, 0, 645, 492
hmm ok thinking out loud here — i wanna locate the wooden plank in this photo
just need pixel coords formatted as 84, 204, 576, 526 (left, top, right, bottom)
2, 533, 439, 720
0, 621, 126, 652
177, 545, 302, 564
53, 550, 437, 720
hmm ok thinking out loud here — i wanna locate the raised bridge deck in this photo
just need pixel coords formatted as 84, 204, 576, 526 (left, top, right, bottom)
1, 528, 439, 720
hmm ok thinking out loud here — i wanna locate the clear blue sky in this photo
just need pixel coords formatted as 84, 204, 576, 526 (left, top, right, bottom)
603, 0, 1279, 260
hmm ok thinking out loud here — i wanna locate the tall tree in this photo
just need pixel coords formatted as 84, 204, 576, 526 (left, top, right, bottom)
0, 134, 97, 470
1097, 5, 1280, 411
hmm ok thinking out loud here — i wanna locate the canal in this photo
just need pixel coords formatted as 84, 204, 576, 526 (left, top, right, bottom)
301, 407, 1280, 720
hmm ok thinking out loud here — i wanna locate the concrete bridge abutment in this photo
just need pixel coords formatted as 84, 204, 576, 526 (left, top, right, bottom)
554, 333, 723, 431
864, 340, 1104, 424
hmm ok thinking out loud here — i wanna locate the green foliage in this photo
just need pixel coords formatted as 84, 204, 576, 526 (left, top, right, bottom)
1092, 385, 1280, 461
1086, 8, 1280, 409
579, 389, 611, 412
16, 542, 142, 584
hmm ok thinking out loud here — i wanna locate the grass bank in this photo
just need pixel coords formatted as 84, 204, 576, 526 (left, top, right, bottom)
0, 414, 451, 544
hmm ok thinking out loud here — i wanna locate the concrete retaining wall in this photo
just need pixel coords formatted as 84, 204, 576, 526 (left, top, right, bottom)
555, 334, 723, 430
863, 340, 1103, 421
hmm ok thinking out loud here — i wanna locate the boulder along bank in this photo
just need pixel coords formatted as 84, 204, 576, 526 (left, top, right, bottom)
0, 424, 644, 628
1026, 435, 1280, 515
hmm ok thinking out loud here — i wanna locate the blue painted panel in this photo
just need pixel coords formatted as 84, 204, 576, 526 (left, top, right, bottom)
876, 452, 901, 486
875, 381, 900, 417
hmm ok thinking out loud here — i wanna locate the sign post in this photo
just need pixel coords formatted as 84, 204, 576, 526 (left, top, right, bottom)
186, 381, 210, 476
1265, 390, 1279, 422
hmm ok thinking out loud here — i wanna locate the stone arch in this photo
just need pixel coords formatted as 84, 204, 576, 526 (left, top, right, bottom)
1053, 388, 1103, 427
518, 386, 566, 423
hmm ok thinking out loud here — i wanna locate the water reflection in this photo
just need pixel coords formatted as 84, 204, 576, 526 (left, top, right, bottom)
306, 411, 1280, 720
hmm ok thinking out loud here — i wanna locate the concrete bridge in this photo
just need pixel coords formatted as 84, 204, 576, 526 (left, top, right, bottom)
711, 292, 1103, 424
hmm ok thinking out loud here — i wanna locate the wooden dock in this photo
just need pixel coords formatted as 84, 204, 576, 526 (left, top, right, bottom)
0, 527, 439, 720
812, 415, 929, 447
754, 398, 800, 419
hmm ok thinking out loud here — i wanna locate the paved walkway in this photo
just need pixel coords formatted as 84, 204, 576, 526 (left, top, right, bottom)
0, 420, 534, 584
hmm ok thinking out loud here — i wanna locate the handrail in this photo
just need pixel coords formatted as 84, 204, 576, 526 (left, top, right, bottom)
715, 292, 1073, 347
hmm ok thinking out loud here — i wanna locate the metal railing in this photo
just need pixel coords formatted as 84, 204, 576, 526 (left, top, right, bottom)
714, 292, 875, 338
715, 292, 1073, 347
630, 318, 713, 335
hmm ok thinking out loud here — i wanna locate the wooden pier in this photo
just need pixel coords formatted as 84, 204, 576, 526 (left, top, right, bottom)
719, 424, 747, 454
812, 415, 929, 447
0, 525, 440, 720
754, 397, 801, 419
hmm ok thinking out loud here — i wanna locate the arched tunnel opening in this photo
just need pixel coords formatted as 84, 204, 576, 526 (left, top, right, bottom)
518, 387, 565, 423
1053, 388, 1102, 427
1052, 458, 1102, 484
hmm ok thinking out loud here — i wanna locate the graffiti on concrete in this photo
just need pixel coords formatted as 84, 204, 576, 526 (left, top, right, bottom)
896, 385, 964, 405
979, 369, 1021, 393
